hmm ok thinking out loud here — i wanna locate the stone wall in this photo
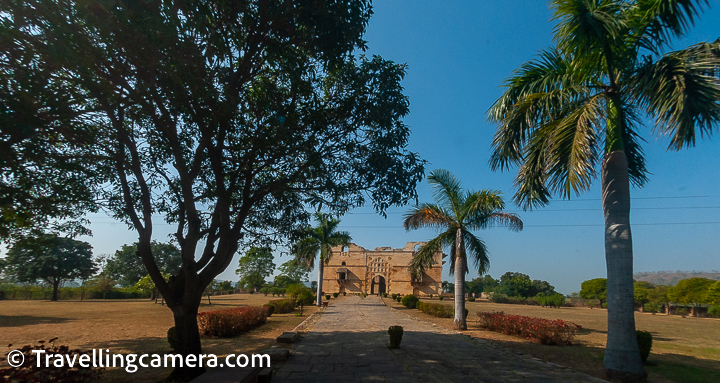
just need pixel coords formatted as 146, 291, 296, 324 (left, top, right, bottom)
321, 242, 443, 296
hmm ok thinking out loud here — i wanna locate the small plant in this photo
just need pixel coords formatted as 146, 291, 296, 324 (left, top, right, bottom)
325, 294, 331, 300
438, 295, 444, 301
295, 313, 303, 317
333, 292, 339, 298
636, 330, 652, 363
343, 292, 347, 296
167, 326, 177, 351
468, 297, 476, 302
586, 301, 594, 309
391, 293, 398, 300
382, 292, 388, 298
601, 302, 607, 309
429, 294, 433, 299
395, 296, 401, 302
388, 325, 404, 348
643, 303, 660, 315
464, 308, 469, 318
401, 294, 419, 309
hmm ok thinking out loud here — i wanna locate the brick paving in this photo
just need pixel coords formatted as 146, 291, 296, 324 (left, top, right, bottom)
274, 296, 606, 382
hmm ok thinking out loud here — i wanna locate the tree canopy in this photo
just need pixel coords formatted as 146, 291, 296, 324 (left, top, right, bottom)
1, 234, 96, 301
105, 242, 182, 287
580, 278, 608, 304
274, 259, 310, 287
668, 277, 715, 307
235, 247, 275, 291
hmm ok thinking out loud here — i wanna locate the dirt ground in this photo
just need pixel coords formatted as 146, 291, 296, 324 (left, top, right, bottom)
384, 297, 720, 383
1, 294, 318, 382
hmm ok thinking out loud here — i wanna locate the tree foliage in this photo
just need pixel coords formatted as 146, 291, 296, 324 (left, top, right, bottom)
2, 234, 95, 301
105, 242, 182, 287
705, 281, 720, 306
275, 259, 310, 287
668, 277, 714, 307
580, 278, 608, 304
404, 169, 523, 330
235, 247, 275, 291
0, 1, 425, 374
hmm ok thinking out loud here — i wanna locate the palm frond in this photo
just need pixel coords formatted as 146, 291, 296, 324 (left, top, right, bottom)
488, 49, 580, 171
291, 237, 320, 269
631, 0, 709, 53
512, 121, 557, 210
468, 212, 524, 233
462, 230, 490, 275
546, 92, 605, 198
551, 0, 626, 57
409, 230, 452, 277
426, 169, 463, 215
619, 104, 650, 187
461, 190, 505, 223
403, 203, 453, 231
630, 40, 720, 149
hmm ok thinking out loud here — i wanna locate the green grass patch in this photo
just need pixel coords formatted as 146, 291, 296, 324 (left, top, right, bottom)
647, 361, 720, 383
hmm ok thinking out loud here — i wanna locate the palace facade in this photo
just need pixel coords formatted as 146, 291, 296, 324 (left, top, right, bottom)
321, 242, 443, 296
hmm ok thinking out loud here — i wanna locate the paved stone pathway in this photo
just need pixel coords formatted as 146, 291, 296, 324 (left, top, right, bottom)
274, 296, 605, 382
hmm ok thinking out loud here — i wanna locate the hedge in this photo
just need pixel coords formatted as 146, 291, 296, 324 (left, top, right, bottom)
477, 311, 581, 345
197, 306, 268, 338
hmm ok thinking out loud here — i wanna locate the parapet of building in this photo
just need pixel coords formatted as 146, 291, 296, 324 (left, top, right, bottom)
322, 242, 444, 296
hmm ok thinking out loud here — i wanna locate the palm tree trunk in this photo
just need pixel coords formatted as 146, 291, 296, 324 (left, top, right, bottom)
316, 257, 323, 307
602, 151, 646, 381
454, 230, 467, 330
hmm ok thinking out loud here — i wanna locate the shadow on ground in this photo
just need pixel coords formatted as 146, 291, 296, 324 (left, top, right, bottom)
0, 315, 75, 327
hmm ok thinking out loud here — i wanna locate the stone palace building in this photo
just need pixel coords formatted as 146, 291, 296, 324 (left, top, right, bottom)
321, 242, 444, 296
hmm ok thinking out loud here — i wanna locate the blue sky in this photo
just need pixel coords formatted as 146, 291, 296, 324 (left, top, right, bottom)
51, 2, 720, 294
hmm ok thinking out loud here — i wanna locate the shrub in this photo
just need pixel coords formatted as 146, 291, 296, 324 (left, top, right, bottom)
266, 299, 295, 314
601, 302, 607, 308
197, 306, 268, 338
586, 301, 595, 309
490, 294, 509, 304
401, 294, 419, 309
464, 308, 469, 318
343, 292, 346, 296
438, 296, 444, 301
296, 290, 315, 306
388, 326, 403, 348
636, 330, 652, 363
644, 303, 661, 314
395, 296, 401, 302
537, 293, 566, 308
417, 302, 453, 318
167, 327, 177, 350
382, 292, 388, 298
391, 293, 397, 299
429, 294, 433, 299
263, 304, 275, 316
476, 311, 581, 345
1, 338, 104, 382
708, 305, 720, 318
259, 287, 270, 296
468, 297, 476, 302
675, 307, 689, 317
333, 292, 339, 298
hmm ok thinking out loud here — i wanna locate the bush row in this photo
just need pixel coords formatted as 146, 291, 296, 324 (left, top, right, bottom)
476, 311, 581, 345
416, 301, 453, 318
197, 306, 268, 338
264, 299, 296, 314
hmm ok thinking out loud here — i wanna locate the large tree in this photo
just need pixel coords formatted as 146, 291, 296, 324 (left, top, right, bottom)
403, 169, 523, 330
274, 259, 311, 287
235, 247, 275, 291
488, 1, 720, 379
105, 241, 182, 287
2, 234, 96, 301
291, 212, 352, 306
0, 1, 424, 379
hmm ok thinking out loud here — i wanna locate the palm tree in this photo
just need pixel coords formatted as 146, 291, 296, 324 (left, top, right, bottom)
291, 212, 352, 307
403, 169, 523, 330
488, 1, 720, 380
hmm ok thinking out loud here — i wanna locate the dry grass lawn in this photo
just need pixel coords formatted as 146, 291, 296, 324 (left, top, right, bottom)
385, 297, 720, 383
0, 294, 317, 382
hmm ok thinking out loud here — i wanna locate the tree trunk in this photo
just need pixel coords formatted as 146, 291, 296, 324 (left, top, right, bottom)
453, 230, 467, 330
316, 257, 323, 307
51, 280, 60, 301
602, 151, 646, 381
168, 302, 205, 381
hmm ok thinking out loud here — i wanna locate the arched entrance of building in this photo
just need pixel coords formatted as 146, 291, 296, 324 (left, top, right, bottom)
371, 275, 386, 295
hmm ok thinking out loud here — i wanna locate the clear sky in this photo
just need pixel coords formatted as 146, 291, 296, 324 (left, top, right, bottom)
48, 1, 720, 294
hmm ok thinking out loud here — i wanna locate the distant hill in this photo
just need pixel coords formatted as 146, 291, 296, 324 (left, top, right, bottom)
634, 271, 720, 286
